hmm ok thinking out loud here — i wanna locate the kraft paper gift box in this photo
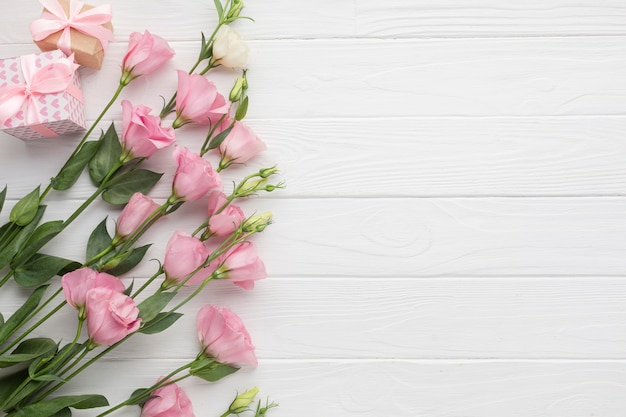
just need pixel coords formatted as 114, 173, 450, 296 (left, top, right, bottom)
0, 50, 85, 141
30, 0, 114, 70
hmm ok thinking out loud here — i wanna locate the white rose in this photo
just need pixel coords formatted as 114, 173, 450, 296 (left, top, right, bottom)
212, 25, 249, 69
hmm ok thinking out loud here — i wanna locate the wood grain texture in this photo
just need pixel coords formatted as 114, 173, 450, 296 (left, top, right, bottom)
0, 36, 624, 120
2, 278, 625, 360
0, 0, 355, 44
3, 1, 626, 43
1, 197, 626, 278
357, 0, 626, 37
3, 116, 626, 198
51, 360, 626, 417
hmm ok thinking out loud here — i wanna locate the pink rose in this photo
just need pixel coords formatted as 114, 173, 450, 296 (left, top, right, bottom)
141, 379, 195, 417
121, 100, 176, 159
163, 231, 215, 286
86, 287, 141, 346
173, 71, 229, 127
116, 192, 160, 240
122, 31, 175, 82
196, 304, 257, 366
219, 121, 267, 166
207, 191, 245, 237
62, 268, 125, 309
172, 146, 222, 201
216, 242, 266, 290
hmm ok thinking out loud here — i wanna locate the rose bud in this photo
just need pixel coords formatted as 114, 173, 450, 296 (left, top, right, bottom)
219, 121, 267, 167
212, 25, 249, 69
215, 242, 267, 290
85, 287, 141, 346
172, 146, 222, 201
163, 231, 214, 286
196, 304, 257, 366
121, 30, 175, 84
207, 190, 245, 237
115, 192, 160, 241
121, 100, 176, 159
141, 379, 195, 417
173, 71, 229, 128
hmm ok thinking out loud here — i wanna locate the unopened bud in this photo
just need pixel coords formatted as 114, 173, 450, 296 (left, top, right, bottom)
259, 166, 278, 178
237, 177, 268, 196
227, 0, 244, 19
229, 387, 259, 414
230, 75, 246, 102
243, 212, 273, 233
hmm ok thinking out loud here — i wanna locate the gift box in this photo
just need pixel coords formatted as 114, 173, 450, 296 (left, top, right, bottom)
30, 0, 114, 70
0, 50, 85, 141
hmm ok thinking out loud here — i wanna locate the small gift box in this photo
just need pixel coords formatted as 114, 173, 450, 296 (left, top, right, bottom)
30, 0, 114, 70
0, 50, 85, 141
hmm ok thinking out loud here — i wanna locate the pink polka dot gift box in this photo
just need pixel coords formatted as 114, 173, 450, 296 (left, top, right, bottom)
0, 49, 85, 140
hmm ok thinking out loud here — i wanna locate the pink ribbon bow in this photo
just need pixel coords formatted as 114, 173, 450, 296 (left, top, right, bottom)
0, 54, 81, 127
30, 0, 114, 56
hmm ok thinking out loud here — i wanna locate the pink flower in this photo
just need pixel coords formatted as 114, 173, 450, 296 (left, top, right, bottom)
122, 30, 175, 81
163, 231, 214, 286
141, 379, 195, 417
172, 146, 222, 201
216, 242, 266, 290
85, 287, 141, 346
121, 100, 176, 159
173, 71, 229, 127
196, 304, 257, 366
62, 268, 125, 310
219, 121, 267, 166
116, 192, 160, 240
207, 191, 245, 237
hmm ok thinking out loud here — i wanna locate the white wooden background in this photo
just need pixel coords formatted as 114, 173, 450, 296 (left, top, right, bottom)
1, 1, 626, 416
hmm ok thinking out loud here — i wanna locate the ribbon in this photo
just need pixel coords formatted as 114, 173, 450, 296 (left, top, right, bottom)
0, 54, 81, 134
30, 0, 114, 57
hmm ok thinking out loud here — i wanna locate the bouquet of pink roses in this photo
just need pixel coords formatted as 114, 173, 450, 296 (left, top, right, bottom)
0, 0, 280, 416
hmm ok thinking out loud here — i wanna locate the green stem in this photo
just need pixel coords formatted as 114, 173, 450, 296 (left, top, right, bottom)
0, 270, 13, 287
95, 364, 192, 417
132, 267, 164, 299
84, 243, 115, 267
44, 82, 126, 201
0, 223, 19, 248
0, 291, 65, 355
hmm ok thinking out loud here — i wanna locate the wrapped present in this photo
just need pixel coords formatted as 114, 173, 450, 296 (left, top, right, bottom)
0, 50, 85, 140
30, 0, 114, 70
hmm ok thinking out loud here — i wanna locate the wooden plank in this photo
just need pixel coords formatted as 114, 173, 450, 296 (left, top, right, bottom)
357, 0, 626, 37
3, 1, 626, 43
1, 197, 625, 278
4, 278, 626, 360
0, 37, 624, 120
3, 116, 626, 198
53, 360, 626, 417
0, 0, 355, 44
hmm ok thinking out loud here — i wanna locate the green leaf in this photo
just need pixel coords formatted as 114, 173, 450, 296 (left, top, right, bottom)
86, 217, 112, 261
51, 141, 101, 191
0, 368, 30, 406
139, 312, 183, 335
11, 394, 109, 417
213, 0, 224, 20
0, 286, 48, 345
0, 205, 45, 270
49, 408, 71, 417
0, 186, 7, 213
190, 358, 239, 382
10, 220, 64, 269
208, 125, 233, 151
0, 338, 57, 369
9, 186, 40, 226
31, 374, 65, 383
14, 254, 81, 287
235, 96, 249, 121
137, 292, 175, 322
127, 388, 157, 407
89, 124, 122, 185
102, 170, 163, 205
103, 244, 151, 276
122, 280, 134, 296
